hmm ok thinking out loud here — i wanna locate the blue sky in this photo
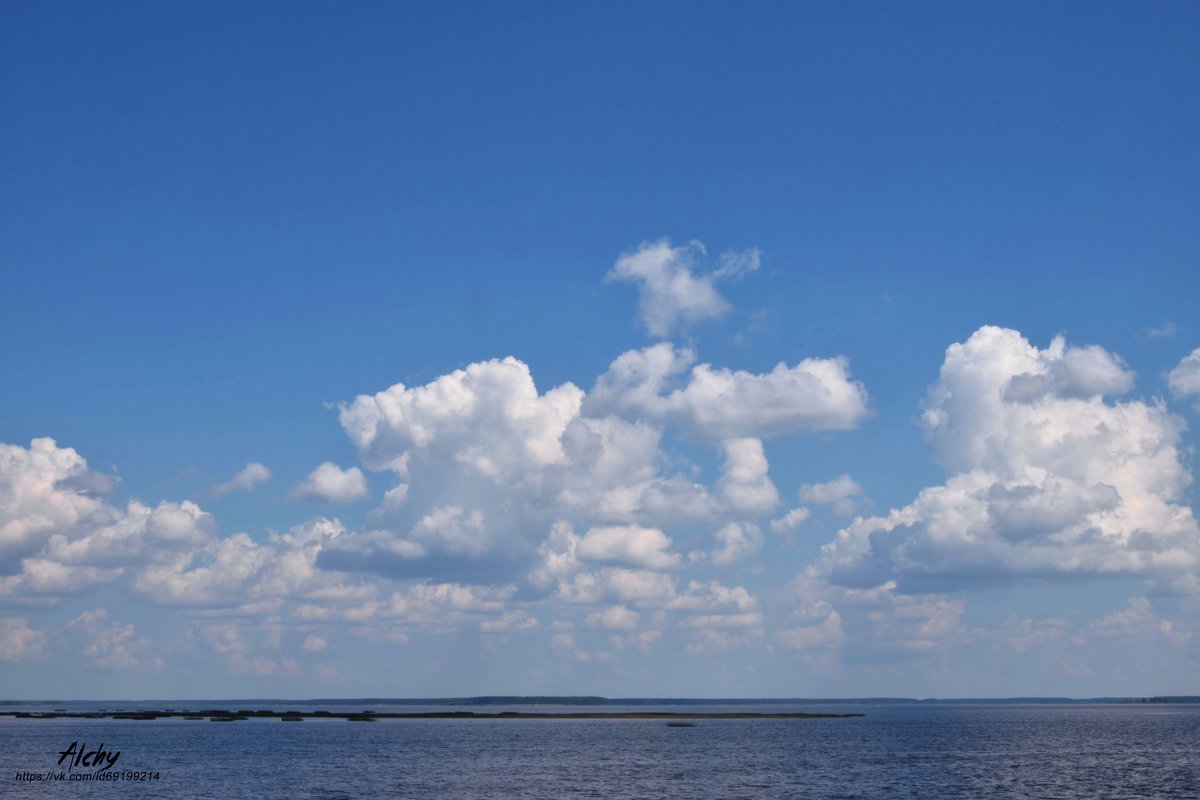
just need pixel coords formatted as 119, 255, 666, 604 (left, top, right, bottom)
2, 2, 1199, 699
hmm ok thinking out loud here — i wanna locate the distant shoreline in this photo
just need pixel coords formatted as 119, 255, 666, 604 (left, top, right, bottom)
0, 695, 1196, 707
1, 709, 861, 722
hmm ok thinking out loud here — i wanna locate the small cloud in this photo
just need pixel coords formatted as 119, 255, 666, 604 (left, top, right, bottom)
215, 462, 272, 495
68, 609, 149, 669
290, 463, 368, 504
1139, 322, 1178, 340
551, 632, 592, 662
798, 475, 866, 516
712, 248, 761, 282
585, 605, 640, 631
777, 608, 843, 651
769, 507, 811, 535
607, 239, 759, 338
710, 522, 763, 567
577, 525, 681, 570
1168, 347, 1200, 401
609, 629, 661, 652
479, 611, 538, 633
0, 617, 47, 663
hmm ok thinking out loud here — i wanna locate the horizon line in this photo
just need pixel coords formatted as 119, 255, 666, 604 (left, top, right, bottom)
2, 694, 1198, 705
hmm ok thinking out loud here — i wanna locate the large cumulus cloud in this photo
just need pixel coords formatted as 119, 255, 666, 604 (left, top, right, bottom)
328, 339, 867, 580
819, 326, 1199, 591
0, 438, 108, 570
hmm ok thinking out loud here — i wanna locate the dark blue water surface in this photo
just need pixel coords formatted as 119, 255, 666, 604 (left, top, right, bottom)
3, 704, 1198, 798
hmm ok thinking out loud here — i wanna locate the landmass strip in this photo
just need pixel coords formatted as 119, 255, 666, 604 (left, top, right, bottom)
0, 709, 860, 722
1, 695, 1194, 707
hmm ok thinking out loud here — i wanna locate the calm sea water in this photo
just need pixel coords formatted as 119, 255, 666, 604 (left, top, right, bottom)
3, 704, 1198, 798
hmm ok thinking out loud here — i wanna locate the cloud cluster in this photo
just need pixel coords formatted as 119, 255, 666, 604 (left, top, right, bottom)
0, 442, 382, 646
327, 332, 865, 581
0, 439, 226, 603
2, 235, 1196, 686
133, 517, 372, 610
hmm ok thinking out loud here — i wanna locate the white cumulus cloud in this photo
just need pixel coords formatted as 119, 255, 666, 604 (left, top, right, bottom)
585, 605, 640, 630
769, 508, 811, 535
711, 522, 763, 567
587, 343, 869, 439
777, 602, 843, 651
290, 463, 368, 504
799, 474, 865, 516
576, 525, 682, 570
0, 240, 890, 666
42, 499, 214, 567
0, 617, 46, 663
716, 438, 779, 515
819, 326, 1199, 591
0, 438, 108, 569
216, 462, 272, 495
606, 239, 759, 337
339, 356, 582, 476
68, 609, 149, 669
1168, 347, 1200, 401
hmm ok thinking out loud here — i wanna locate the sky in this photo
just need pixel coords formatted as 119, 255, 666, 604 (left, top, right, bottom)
1, 1, 1199, 699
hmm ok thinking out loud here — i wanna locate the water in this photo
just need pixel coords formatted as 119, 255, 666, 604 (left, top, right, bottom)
3, 704, 1198, 798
